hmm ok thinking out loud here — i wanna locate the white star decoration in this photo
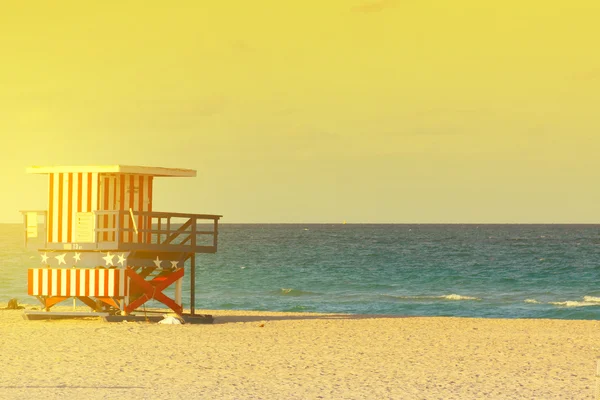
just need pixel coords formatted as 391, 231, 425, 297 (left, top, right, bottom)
153, 256, 163, 269
170, 260, 179, 269
41, 253, 49, 263
73, 252, 81, 262
117, 254, 126, 266
102, 252, 116, 266
55, 253, 67, 266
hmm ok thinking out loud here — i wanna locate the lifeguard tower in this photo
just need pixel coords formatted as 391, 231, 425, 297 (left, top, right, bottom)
21, 165, 221, 321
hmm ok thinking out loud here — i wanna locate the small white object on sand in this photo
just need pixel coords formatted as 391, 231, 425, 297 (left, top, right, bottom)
158, 315, 182, 325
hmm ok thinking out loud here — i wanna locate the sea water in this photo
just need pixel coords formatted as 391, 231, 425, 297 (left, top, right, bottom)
2, 223, 600, 319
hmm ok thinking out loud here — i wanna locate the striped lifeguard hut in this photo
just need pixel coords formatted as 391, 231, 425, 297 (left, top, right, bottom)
21, 165, 221, 320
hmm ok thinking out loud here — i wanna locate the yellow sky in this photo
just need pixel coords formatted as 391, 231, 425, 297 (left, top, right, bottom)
1, 0, 599, 223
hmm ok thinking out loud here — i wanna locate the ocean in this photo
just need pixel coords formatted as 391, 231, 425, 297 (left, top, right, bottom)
2, 223, 600, 320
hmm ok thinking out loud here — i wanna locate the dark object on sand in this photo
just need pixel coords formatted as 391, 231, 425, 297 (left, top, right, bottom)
4, 298, 25, 310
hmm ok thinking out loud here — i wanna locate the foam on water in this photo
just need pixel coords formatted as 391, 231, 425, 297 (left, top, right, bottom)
278, 288, 318, 296
549, 301, 600, 308
524, 297, 600, 308
442, 294, 480, 301
524, 299, 541, 304
384, 294, 481, 301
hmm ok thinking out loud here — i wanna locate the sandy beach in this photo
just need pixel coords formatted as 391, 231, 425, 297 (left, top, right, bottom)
0, 306, 599, 399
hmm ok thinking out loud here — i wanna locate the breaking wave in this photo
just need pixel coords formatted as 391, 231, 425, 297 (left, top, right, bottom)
526, 297, 600, 307
549, 301, 600, 308
277, 288, 318, 297
443, 294, 480, 301
384, 294, 481, 301
583, 296, 600, 303
524, 299, 541, 304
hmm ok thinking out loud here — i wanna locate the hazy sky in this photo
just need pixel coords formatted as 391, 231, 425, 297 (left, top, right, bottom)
1, 1, 599, 223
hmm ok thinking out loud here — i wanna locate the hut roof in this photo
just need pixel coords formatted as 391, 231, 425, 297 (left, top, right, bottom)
26, 165, 196, 177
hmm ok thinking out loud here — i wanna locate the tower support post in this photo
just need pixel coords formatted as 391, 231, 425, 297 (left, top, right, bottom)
190, 255, 196, 316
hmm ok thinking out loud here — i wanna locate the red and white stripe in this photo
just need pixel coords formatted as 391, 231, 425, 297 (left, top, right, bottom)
98, 174, 153, 243
48, 172, 98, 243
47, 173, 153, 244
28, 268, 127, 297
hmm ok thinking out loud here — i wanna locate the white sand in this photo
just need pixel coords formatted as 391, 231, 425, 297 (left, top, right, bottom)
1, 306, 599, 399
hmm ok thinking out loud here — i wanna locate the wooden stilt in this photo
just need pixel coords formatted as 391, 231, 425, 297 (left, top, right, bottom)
175, 277, 182, 307
191, 254, 196, 316
123, 274, 131, 315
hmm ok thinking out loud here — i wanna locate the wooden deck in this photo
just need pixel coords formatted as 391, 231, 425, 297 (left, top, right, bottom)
26, 210, 221, 254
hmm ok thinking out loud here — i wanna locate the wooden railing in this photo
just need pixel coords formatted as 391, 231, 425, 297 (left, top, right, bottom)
21, 209, 221, 254
94, 210, 221, 253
